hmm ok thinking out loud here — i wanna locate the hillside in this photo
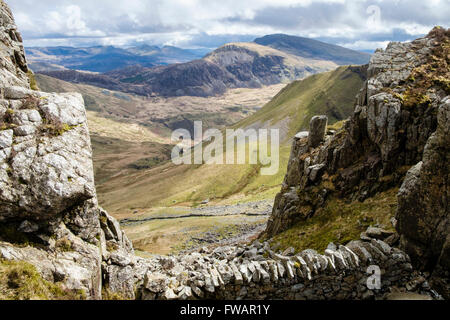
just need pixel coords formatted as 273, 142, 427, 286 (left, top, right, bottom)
96, 65, 367, 216
254, 34, 371, 65
34, 73, 284, 187
235, 65, 367, 141
90, 65, 366, 255
26, 45, 205, 73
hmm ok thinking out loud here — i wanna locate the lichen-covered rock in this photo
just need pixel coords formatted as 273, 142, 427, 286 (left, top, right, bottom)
0, 221, 102, 299
0, 92, 95, 221
265, 27, 449, 297
0, 0, 447, 301
0, 1, 103, 299
0, 1, 29, 88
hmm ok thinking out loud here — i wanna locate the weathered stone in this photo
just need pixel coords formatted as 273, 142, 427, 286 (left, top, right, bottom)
4, 86, 33, 99
365, 227, 395, 240
294, 131, 309, 140
396, 96, 450, 299
0, 0, 445, 301
18, 220, 39, 233
308, 115, 328, 148
0, 129, 13, 149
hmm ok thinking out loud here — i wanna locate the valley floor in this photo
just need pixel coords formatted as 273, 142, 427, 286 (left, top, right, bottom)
120, 200, 272, 255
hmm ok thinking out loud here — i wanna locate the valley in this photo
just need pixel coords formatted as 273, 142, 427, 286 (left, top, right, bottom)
35, 63, 366, 255
122, 200, 272, 255
36, 64, 366, 255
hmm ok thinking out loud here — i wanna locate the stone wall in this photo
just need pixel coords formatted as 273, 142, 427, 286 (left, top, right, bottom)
0, 0, 29, 89
136, 231, 438, 300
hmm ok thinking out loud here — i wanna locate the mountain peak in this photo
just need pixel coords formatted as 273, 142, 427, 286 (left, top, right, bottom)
254, 33, 371, 65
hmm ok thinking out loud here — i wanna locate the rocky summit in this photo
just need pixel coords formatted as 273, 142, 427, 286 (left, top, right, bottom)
0, 0, 448, 300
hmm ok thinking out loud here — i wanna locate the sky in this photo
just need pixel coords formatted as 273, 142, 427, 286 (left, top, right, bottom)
8, 0, 450, 52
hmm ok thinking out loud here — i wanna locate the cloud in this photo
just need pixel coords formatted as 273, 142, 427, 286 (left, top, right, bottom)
7, 0, 450, 51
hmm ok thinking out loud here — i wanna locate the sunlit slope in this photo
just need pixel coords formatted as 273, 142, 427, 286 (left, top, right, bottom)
235, 65, 367, 142
97, 65, 367, 215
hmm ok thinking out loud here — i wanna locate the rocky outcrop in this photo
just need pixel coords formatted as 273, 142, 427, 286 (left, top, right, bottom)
135, 233, 439, 300
396, 96, 449, 298
265, 28, 449, 297
0, 1, 28, 88
0, 1, 131, 299
307, 115, 328, 148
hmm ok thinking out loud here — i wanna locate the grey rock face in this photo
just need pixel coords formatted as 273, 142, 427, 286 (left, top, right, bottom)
0, 129, 13, 148
308, 115, 328, 148
0, 91, 95, 220
267, 28, 449, 237
396, 96, 450, 298
0, 2, 29, 89
265, 28, 449, 297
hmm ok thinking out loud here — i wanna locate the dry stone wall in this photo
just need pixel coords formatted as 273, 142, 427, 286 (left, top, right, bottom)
136, 235, 438, 300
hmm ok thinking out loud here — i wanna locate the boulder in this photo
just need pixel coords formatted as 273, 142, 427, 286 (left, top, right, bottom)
294, 131, 309, 140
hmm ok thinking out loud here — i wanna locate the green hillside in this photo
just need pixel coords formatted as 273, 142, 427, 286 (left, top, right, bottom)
98, 65, 367, 214
235, 65, 367, 142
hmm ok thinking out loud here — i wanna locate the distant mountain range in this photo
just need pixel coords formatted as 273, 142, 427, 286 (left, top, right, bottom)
254, 34, 371, 65
26, 45, 209, 73
35, 34, 371, 97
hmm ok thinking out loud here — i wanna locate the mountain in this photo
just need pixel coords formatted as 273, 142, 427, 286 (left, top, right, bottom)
41, 42, 338, 97
36, 34, 371, 98
25, 44, 206, 73
254, 34, 371, 65
235, 65, 367, 140
30, 34, 370, 98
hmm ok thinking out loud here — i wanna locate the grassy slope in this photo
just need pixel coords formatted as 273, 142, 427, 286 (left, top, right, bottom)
235, 65, 366, 141
0, 259, 85, 300
267, 188, 398, 253
35, 75, 286, 201
98, 66, 366, 216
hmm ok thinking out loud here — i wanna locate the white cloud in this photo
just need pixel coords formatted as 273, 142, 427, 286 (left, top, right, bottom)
7, 0, 449, 50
